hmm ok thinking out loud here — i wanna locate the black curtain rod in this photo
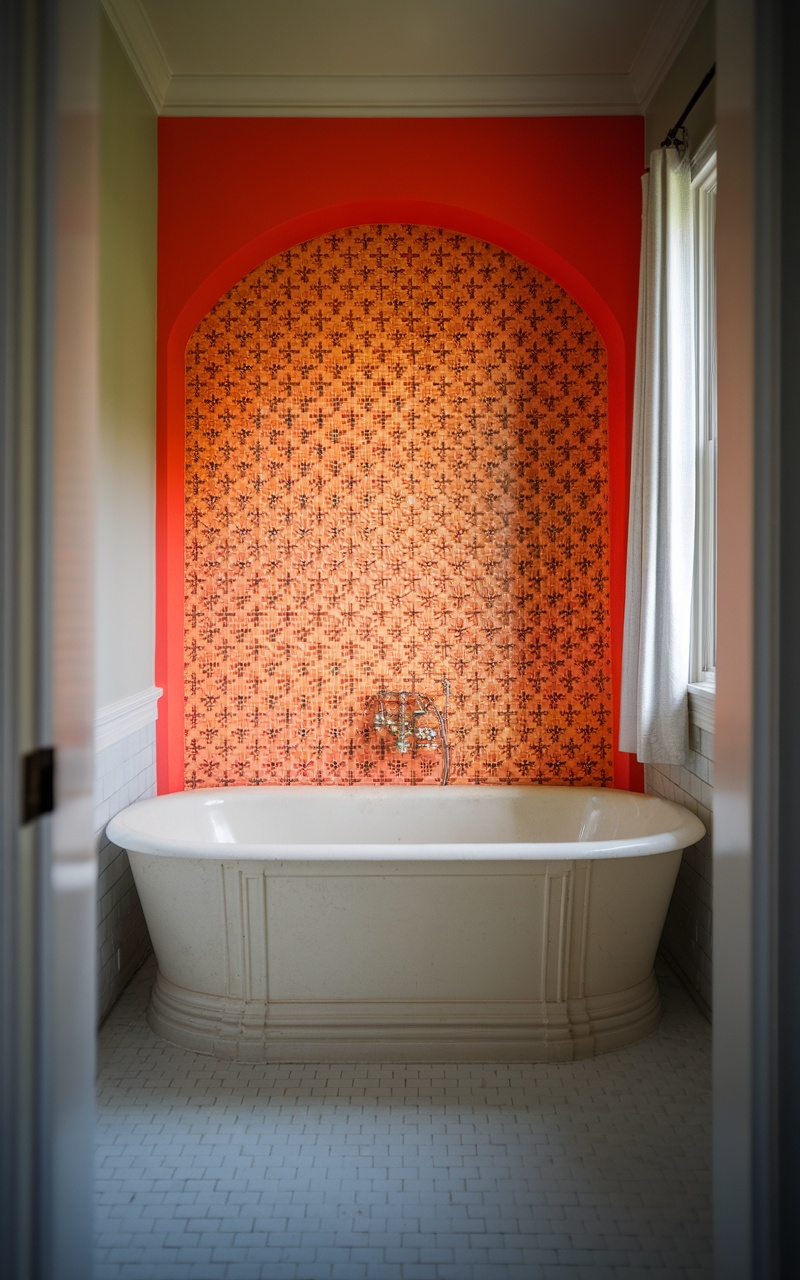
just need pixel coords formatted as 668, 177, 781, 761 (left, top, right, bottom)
660, 63, 716, 149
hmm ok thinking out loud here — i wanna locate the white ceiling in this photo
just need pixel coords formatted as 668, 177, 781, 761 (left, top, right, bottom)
102, 0, 709, 117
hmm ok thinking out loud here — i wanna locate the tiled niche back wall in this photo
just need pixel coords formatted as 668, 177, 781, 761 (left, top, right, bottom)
184, 225, 613, 787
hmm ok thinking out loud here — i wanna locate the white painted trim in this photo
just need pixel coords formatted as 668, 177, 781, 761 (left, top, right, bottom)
630, 0, 710, 110
688, 681, 715, 734
95, 686, 163, 753
99, 0, 712, 118
691, 125, 717, 178
101, 0, 171, 113
690, 149, 718, 686
161, 71, 638, 117
51, 861, 98, 892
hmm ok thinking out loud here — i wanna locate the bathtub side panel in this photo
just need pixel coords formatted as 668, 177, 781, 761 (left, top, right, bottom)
264, 869, 552, 1002
583, 849, 683, 994
128, 854, 228, 995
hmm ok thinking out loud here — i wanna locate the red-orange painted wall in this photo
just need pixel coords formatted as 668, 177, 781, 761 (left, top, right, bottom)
157, 117, 645, 793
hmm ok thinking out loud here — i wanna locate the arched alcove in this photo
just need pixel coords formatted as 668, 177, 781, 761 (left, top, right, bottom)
182, 223, 613, 786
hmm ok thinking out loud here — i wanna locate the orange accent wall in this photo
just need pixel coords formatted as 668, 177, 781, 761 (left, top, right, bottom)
185, 225, 612, 787
158, 117, 645, 793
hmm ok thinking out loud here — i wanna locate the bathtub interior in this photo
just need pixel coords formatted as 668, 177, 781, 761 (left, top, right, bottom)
108, 785, 705, 858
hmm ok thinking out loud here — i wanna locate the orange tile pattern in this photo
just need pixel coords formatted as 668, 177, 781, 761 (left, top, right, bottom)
184, 225, 612, 787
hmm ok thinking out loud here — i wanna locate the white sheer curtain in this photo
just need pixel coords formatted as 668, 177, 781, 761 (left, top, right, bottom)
619, 146, 696, 765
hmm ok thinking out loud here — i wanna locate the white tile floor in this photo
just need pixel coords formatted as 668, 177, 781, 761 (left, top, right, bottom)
95, 958, 711, 1280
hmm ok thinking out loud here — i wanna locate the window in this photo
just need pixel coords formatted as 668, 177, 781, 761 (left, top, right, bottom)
689, 131, 717, 727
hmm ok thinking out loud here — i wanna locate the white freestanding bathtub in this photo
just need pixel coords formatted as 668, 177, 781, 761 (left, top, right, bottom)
107, 785, 705, 1063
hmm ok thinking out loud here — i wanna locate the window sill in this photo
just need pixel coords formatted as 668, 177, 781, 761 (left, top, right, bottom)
688, 681, 715, 735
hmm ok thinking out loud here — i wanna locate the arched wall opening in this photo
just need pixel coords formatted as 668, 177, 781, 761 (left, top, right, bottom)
181, 222, 613, 788
156, 118, 645, 792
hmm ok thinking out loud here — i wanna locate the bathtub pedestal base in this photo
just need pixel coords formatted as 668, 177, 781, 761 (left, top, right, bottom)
125, 838, 688, 1064
147, 966, 663, 1063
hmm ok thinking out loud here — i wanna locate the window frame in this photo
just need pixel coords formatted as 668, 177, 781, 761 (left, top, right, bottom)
688, 128, 717, 734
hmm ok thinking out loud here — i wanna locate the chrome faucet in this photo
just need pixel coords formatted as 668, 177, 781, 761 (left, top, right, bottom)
369, 679, 451, 785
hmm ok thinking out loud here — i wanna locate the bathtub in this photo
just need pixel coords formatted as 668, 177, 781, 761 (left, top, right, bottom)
107, 785, 705, 1063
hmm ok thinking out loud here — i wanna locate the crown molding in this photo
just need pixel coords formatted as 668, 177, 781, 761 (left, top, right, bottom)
101, 0, 171, 112
161, 72, 639, 117
630, 0, 710, 108
104, 0, 702, 117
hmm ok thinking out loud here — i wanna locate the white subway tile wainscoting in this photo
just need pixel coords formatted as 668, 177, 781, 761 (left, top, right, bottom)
95, 957, 710, 1280
647, 721, 714, 1015
95, 710, 158, 1024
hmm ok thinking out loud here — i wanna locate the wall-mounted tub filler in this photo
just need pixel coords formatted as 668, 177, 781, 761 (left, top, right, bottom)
369, 679, 451, 784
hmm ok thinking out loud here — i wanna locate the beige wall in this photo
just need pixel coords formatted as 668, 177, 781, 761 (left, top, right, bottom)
645, 0, 715, 158
95, 13, 157, 710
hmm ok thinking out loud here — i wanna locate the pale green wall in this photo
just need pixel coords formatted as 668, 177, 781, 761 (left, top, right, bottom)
645, 0, 715, 159
96, 13, 157, 709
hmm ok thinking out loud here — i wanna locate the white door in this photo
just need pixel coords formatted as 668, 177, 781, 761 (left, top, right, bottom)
0, 0, 98, 1276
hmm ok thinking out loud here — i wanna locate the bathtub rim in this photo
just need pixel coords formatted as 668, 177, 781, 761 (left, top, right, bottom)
106, 784, 706, 862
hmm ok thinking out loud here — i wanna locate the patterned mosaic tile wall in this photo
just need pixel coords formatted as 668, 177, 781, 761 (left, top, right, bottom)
184, 225, 612, 787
